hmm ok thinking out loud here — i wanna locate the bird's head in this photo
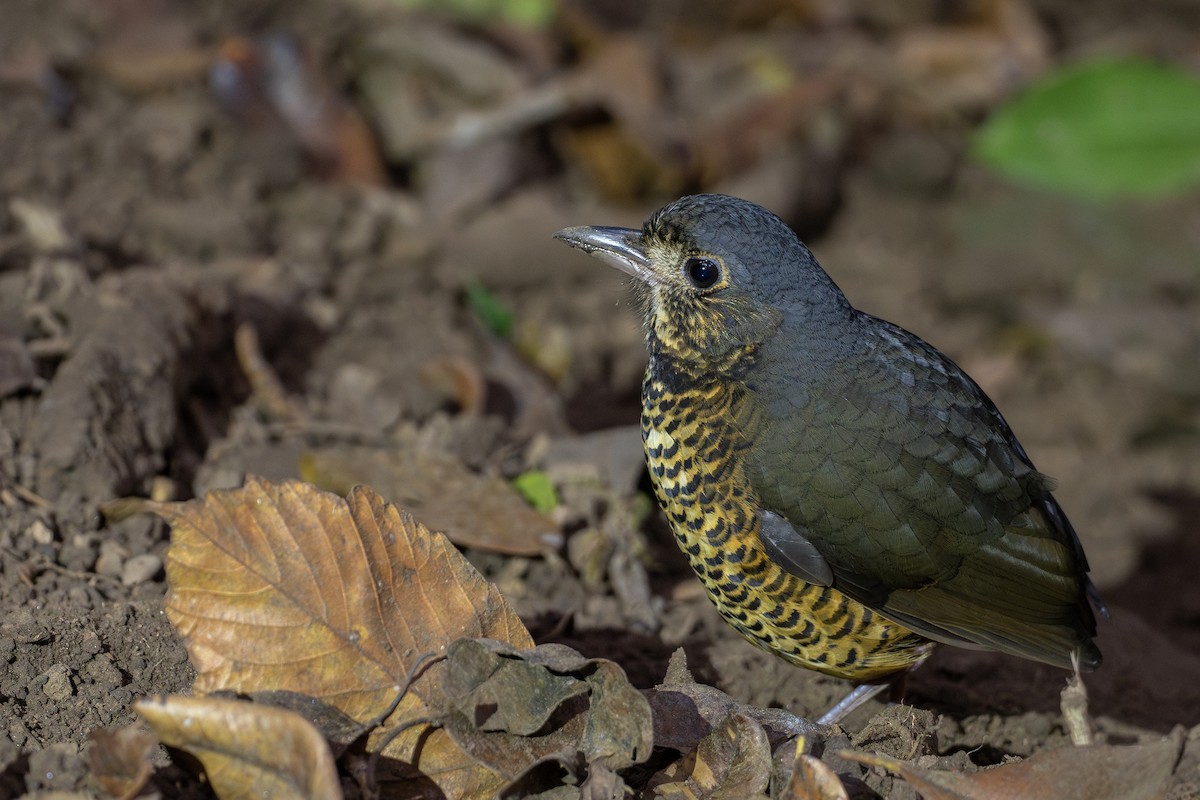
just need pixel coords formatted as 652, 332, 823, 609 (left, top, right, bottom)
556, 194, 849, 377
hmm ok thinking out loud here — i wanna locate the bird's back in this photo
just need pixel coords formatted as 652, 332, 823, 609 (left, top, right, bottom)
744, 310, 1101, 669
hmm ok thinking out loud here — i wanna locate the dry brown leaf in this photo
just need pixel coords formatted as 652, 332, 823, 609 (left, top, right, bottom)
246, 690, 370, 758
151, 477, 534, 799
135, 694, 341, 800
444, 640, 589, 739
441, 639, 653, 794
87, 725, 157, 800
780, 738, 849, 800
300, 446, 561, 555
646, 649, 818, 755
841, 727, 1185, 800
647, 712, 773, 799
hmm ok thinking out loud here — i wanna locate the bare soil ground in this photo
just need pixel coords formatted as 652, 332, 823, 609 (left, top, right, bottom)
1, 0, 1199, 797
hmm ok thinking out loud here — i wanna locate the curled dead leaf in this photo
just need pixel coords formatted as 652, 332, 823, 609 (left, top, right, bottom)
87, 725, 157, 800
780, 737, 849, 800
440, 639, 654, 789
646, 711, 772, 799
135, 694, 341, 800
300, 446, 561, 555
646, 649, 819, 755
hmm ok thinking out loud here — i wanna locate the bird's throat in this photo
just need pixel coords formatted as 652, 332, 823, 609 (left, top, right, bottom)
644, 287, 780, 382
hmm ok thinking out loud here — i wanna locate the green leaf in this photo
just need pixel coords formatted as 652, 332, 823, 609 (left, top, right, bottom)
466, 281, 514, 339
973, 59, 1200, 198
512, 471, 558, 514
386, 0, 554, 28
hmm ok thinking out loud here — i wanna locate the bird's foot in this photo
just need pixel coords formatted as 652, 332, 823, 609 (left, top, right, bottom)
816, 682, 891, 726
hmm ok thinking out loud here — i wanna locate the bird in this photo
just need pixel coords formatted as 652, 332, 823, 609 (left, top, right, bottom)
554, 194, 1103, 723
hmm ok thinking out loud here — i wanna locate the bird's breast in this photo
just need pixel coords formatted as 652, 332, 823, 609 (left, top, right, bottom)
641, 368, 929, 679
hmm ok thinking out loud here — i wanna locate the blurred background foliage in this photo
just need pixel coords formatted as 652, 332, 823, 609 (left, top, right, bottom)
975, 58, 1200, 199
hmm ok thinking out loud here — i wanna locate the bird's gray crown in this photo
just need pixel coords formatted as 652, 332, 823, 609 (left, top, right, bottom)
644, 194, 848, 313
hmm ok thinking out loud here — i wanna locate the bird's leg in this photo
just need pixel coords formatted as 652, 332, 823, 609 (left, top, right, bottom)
817, 665, 918, 725
888, 669, 910, 704
816, 682, 891, 725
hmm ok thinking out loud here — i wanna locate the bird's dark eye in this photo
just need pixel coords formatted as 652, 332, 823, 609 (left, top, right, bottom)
684, 257, 721, 289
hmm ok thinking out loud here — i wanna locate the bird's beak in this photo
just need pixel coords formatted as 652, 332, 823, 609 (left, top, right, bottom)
553, 226, 658, 285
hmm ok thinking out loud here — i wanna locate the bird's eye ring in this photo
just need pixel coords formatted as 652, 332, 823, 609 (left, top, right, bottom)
684, 257, 721, 289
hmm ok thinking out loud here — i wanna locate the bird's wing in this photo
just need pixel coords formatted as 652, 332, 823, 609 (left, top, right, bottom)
757, 509, 834, 586
747, 318, 1101, 669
